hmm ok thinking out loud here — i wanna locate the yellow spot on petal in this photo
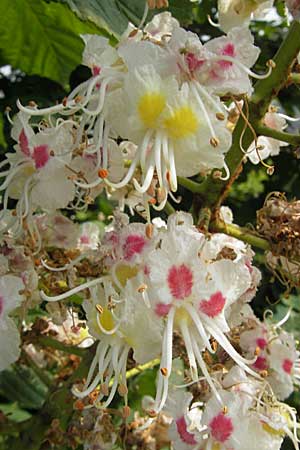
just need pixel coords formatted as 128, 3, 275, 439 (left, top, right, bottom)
164, 106, 198, 139
262, 422, 285, 437
115, 264, 139, 287
138, 92, 166, 128
99, 307, 115, 332
212, 444, 221, 450
174, 306, 192, 328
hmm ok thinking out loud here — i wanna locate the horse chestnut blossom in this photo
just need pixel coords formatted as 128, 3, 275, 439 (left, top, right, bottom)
240, 314, 300, 400
1, 4, 300, 449
0, 274, 25, 371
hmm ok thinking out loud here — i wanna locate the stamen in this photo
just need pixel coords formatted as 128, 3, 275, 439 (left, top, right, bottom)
40, 277, 108, 302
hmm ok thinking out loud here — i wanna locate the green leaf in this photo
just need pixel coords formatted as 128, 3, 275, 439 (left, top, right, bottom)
51, 0, 195, 36
0, 0, 110, 85
0, 402, 31, 422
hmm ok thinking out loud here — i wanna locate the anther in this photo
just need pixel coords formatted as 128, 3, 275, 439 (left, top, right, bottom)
260, 370, 269, 378
122, 405, 131, 419
118, 384, 128, 396
210, 137, 220, 148
75, 96, 83, 104
100, 384, 109, 396
138, 284, 148, 293
146, 223, 154, 239
62, 97, 68, 107
222, 406, 228, 414
95, 304, 104, 314
216, 112, 225, 121
267, 59, 276, 69
74, 399, 85, 410
160, 367, 168, 376
267, 166, 274, 176
98, 168, 108, 179
255, 346, 261, 356
148, 197, 157, 205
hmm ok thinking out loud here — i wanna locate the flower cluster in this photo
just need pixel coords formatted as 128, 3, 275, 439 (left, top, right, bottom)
0, 4, 300, 450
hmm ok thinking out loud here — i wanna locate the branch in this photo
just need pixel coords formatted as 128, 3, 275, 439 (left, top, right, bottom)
255, 124, 300, 146
211, 220, 270, 251
193, 20, 300, 213
177, 176, 203, 193
37, 335, 85, 357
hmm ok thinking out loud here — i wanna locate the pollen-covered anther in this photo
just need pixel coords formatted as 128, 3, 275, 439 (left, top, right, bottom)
267, 166, 275, 175
49, 150, 55, 156
62, 97, 68, 107
267, 59, 276, 69
147, 409, 158, 418
137, 283, 148, 293
216, 112, 225, 121
222, 406, 228, 414
148, 197, 157, 205
211, 340, 218, 352
122, 406, 131, 419
95, 304, 104, 314
160, 367, 168, 376
118, 384, 128, 396
74, 399, 85, 410
260, 370, 269, 378
98, 168, 109, 179
256, 145, 265, 151
75, 95, 83, 104
84, 195, 94, 204
255, 346, 261, 356
146, 223, 154, 239
210, 137, 220, 148
100, 384, 109, 396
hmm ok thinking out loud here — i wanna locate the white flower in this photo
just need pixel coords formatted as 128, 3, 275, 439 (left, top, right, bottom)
218, 0, 274, 32
0, 275, 25, 371
247, 111, 288, 164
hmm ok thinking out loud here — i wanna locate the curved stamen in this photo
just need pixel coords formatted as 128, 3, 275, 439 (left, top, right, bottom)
167, 139, 177, 191
278, 113, 300, 123
191, 82, 217, 141
219, 160, 230, 181
0, 162, 32, 191
40, 277, 108, 302
41, 254, 87, 272
133, 153, 155, 193
211, 55, 273, 80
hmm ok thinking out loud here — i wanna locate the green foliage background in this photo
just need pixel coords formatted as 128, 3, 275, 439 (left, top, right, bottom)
0, 1, 300, 449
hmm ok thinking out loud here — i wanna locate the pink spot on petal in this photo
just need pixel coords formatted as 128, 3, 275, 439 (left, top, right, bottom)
33, 145, 50, 169
209, 413, 233, 443
167, 264, 193, 300
92, 66, 101, 76
253, 356, 268, 371
123, 234, 146, 261
155, 303, 172, 317
185, 52, 205, 73
19, 129, 30, 156
199, 291, 226, 318
144, 265, 150, 277
80, 235, 90, 244
218, 43, 236, 69
282, 358, 293, 374
256, 338, 267, 350
176, 416, 197, 445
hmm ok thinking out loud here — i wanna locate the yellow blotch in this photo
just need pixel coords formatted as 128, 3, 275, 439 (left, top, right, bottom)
115, 264, 139, 287
262, 422, 285, 437
138, 92, 166, 128
99, 307, 115, 332
174, 307, 192, 329
164, 106, 198, 139
212, 444, 221, 450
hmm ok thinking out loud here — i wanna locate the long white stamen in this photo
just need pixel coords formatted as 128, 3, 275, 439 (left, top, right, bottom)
167, 139, 177, 191
206, 323, 261, 379
192, 336, 223, 405
180, 319, 198, 380
139, 1, 149, 29
40, 277, 108, 302
184, 303, 213, 352
41, 254, 87, 272
278, 113, 300, 122
274, 308, 292, 329
133, 155, 155, 193
16, 99, 79, 116
191, 83, 217, 140
211, 55, 273, 80
82, 77, 112, 116
154, 132, 163, 187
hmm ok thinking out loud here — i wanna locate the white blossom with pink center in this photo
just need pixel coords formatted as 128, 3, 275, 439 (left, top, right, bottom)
240, 317, 300, 400
144, 212, 259, 413
0, 274, 25, 371
0, 112, 76, 234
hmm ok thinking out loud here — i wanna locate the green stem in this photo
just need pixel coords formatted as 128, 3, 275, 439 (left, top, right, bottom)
37, 335, 85, 356
177, 176, 203, 193
255, 124, 300, 145
164, 201, 176, 215
211, 220, 270, 251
